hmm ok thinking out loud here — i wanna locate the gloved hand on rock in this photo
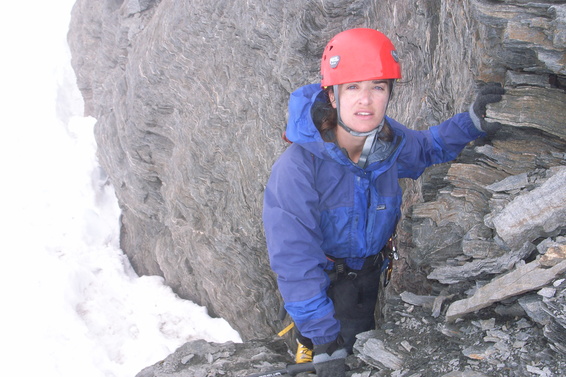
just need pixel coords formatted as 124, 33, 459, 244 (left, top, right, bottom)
313, 336, 347, 377
469, 83, 506, 135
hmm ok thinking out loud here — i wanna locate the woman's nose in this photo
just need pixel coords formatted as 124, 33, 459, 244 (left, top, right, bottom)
358, 89, 372, 105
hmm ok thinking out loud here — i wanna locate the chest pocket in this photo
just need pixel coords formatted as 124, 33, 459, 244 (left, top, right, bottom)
313, 159, 355, 211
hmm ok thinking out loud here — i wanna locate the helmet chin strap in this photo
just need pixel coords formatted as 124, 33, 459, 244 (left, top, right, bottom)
332, 85, 386, 168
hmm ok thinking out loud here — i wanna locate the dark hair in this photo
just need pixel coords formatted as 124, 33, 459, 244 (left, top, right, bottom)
311, 87, 393, 143
311, 90, 338, 142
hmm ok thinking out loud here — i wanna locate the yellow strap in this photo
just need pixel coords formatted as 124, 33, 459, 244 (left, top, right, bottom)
277, 322, 295, 337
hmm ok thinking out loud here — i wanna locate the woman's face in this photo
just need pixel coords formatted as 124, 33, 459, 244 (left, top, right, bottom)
329, 80, 390, 134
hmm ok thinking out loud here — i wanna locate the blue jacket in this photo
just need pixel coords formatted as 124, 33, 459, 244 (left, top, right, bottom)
262, 84, 483, 345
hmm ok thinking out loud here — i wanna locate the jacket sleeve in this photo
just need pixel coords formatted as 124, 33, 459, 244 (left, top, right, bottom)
262, 146, 340, 345
395, 112, 484, 179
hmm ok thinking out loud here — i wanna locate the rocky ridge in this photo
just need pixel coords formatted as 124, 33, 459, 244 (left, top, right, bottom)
136, 270, 566, 376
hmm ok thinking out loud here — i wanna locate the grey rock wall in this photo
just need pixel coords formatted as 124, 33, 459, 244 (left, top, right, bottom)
68, 0, 566, 348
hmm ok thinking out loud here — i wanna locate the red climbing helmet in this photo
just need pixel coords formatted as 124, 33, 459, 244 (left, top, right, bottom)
320, 28, 402, 87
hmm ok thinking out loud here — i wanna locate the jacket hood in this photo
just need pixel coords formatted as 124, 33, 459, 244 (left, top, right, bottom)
285, 84, 329, 158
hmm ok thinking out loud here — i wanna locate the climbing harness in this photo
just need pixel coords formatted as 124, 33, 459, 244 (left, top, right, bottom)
325, 233, 398, 283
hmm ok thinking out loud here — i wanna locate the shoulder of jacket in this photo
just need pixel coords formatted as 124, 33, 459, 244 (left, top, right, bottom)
274, 143, 318, 171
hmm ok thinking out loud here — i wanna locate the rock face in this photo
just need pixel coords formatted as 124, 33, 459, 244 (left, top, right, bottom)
68, 0, 565, 373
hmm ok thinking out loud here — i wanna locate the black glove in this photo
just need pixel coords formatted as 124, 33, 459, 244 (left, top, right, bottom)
469, 83, 506, 135
313, 337, 347, 377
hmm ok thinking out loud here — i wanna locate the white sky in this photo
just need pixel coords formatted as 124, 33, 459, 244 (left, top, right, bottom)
0, 2, 241, 377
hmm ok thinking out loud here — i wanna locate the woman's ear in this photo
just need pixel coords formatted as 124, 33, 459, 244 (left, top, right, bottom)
328, 89, 337, 109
